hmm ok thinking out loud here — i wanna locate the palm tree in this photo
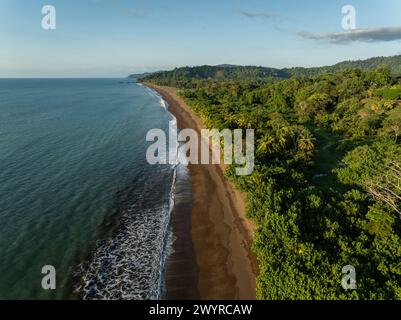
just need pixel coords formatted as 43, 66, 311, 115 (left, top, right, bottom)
296, 128, 316, 152
257, 133, 275, 155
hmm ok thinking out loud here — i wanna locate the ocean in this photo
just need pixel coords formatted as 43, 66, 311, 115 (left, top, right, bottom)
0, 78, 179, 299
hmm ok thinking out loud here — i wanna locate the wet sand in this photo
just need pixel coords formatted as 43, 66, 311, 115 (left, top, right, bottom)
144, 83, 258, 300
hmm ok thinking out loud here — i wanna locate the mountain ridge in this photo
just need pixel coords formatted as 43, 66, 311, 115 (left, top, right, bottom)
132, 54, 401, 83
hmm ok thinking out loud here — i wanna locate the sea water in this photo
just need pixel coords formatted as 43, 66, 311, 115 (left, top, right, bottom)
0, 78, 176, 299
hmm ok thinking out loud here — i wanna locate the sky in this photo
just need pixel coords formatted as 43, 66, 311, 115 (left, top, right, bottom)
1, 0, 401, 77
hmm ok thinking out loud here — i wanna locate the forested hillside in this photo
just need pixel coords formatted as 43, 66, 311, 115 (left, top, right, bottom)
139, 55, 401, 86
143, 65, 401, 299
140, 65, 288, 84
284, 55, 401, 78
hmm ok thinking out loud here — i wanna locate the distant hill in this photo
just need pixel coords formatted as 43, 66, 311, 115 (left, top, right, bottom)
138, 55, 401, 84
284, 55, 401, 77
132, 65, 288, 82
139, 65, 288, 83
126, 72, 152, 79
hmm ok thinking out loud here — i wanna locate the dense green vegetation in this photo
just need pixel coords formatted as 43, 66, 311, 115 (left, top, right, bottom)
144, 63, 401, 299
140, 65, 288, 85
283, 54, 401, 78
140, 55, 401, 86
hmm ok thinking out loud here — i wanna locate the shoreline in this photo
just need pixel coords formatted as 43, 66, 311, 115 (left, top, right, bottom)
144, 83, 258, 299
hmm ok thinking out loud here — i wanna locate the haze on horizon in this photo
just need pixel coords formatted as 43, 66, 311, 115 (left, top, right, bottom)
1, 0, 401, 78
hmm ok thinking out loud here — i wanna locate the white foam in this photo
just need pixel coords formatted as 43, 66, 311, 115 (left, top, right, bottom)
75, 85, 179, 300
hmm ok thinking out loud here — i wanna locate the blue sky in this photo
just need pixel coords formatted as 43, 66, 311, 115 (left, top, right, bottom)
1, 0, 401, 77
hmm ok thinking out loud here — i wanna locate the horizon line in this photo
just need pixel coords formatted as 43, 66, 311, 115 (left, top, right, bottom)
2, 53, 400, 79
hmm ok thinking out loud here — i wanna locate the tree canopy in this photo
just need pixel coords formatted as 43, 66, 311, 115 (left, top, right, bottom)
144, 64, 401, 299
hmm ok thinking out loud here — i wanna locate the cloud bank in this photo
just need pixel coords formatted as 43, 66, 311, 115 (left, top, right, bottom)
298, 26, 401, 44
241, 11, 276, 19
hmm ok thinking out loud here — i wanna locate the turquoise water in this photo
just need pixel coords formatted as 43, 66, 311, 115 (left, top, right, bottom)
0, 79, 174, 299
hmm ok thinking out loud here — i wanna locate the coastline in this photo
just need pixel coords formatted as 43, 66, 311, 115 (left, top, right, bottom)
144, 83, 258, 299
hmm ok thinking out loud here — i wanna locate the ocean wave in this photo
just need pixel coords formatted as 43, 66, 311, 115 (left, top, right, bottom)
75, 160, 177, 300
140, 85, 170, 111
160, 98, 168, 110
75, 86, 180, 300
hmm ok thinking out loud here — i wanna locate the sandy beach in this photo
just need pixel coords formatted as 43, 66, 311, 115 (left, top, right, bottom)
144, 83, 258, 300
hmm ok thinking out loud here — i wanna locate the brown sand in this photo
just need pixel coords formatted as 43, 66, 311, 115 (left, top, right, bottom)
144, 83, 258, 300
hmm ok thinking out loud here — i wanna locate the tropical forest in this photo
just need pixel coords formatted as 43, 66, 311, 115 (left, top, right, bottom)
142, 56, 401, 299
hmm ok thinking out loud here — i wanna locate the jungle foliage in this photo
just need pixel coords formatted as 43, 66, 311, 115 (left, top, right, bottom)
139, 55, 401, 86
145, 65, 401, 299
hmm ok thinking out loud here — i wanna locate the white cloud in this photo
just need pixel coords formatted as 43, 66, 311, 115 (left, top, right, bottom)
298, 26, 401, 44
240, 11, 276, 19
